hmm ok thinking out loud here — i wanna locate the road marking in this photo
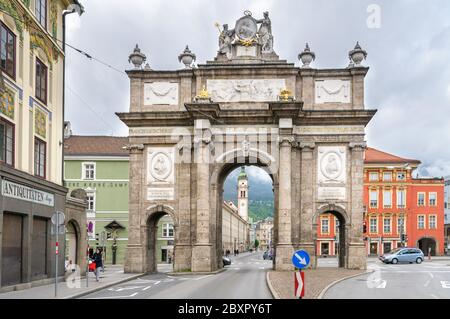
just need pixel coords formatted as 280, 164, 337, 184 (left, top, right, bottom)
195, 275, 212, 281
142, 286, 152, 291
441, 281, 450, 288
88, 292, 138, 299
430, 294, 439, 299
258, 267, 265, 269
108, 286, 144, 292
154, 281, 161, 285
424, 280, 431, 287
376, 280, 387, 288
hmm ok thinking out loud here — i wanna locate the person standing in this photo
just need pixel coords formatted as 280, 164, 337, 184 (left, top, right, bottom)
93, 248, 103, 282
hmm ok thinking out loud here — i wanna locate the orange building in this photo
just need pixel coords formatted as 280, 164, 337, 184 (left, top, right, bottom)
316, 147, 445, 257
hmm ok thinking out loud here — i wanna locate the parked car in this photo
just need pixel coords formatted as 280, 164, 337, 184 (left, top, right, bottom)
379, 247, 424, 264
263, 251, 273, 260
222, 256, 231, 266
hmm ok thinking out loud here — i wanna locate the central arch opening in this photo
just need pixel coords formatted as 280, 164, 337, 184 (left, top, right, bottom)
215, 161, 277, 270
315, 209, 347, 268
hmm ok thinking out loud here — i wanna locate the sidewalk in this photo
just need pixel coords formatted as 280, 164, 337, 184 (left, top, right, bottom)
0, 265, 143, 299
267, 268, 368, 299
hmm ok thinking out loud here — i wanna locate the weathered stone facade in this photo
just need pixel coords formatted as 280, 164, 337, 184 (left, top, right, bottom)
118, 12, 376, 273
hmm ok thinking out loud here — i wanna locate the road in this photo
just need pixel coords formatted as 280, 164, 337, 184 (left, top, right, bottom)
80, 251, 273, 299
323, 258, 450, 299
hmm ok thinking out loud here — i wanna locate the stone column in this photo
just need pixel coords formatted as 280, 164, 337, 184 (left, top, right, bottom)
275, 119, 295, 270
173, 143, 192, 272
191, 119, 213, 272
350, 68, 368, 110
299, 141, 316, 268
124, 144, 145, 273
348, 141, 367, 269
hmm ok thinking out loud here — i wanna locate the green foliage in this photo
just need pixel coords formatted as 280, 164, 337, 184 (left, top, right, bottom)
254, 239, 260, 248
248, 200, 274, 221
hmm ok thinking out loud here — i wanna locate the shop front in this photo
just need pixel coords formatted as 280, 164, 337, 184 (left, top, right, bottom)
0, 165, 67, 291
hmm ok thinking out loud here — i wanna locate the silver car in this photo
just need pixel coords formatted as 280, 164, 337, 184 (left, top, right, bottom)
379, 247, 424, 264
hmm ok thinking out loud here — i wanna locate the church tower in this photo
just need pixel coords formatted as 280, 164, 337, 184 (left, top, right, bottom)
237, 167, 249, 221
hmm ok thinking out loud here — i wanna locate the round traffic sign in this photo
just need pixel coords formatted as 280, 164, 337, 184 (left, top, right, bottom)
51, 211, 65, 225
292, 250, 310, 269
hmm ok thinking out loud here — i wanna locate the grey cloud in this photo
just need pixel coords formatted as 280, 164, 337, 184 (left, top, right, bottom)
65, 0, 450, 176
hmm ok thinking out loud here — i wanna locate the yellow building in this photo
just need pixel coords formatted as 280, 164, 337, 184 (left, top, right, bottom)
256, 217, 274, 251
0, 0, 83, 290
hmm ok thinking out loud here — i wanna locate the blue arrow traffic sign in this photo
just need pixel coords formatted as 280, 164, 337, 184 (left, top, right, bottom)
292, 250, 310, 269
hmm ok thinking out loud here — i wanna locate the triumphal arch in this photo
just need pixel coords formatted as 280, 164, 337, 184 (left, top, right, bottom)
118, 11, 376, 273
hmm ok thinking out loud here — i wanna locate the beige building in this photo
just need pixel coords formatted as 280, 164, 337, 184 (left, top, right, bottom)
222, 201, 249, 254
222, 167, 250, 254
0, 0, 84, 291
255, 217, 274, 251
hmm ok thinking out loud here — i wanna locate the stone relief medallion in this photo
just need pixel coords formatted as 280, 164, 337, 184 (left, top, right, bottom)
150, 152, 172, 181
317, 146, 346, 183
148, 147, 175, 184
235, 15, 257, 40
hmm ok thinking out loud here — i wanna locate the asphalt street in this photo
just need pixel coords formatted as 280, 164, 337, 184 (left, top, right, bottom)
80, 251, 273, 299
323, 258, 450, 299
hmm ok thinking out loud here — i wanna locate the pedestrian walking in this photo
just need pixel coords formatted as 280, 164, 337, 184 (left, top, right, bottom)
93, 248, 103, 282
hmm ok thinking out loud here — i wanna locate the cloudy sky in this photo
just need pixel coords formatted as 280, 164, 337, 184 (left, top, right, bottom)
65, 0, 450, 178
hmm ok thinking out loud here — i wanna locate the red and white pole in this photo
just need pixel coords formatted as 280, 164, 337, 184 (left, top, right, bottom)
294, 270, 305, 299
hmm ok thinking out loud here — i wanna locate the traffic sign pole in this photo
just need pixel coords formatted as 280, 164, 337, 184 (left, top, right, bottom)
55, 212, 58, 298
294, 270, 305, 299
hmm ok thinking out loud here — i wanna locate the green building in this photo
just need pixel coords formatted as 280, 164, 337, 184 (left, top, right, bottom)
63, 130, 129, 264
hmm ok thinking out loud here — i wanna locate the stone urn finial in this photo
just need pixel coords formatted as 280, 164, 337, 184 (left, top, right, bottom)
298, 43, 316, 68
128, 44, 146, 69
178, 45, 196, 68
348, 41, 367, 67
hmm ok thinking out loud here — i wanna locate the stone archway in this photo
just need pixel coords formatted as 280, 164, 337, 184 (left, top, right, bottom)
143, 204, 178, 273
313, 204, 349, 268
418, 237, 437, 256
65, 220, 80, 267
211, 149, 279, 270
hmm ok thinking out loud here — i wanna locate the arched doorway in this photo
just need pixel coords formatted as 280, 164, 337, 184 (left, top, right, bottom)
313, 205, 348, 268
212, 152, 278, 270
145, 205, 177, 273
65, 220, 79, 269
418, 237, 437, 256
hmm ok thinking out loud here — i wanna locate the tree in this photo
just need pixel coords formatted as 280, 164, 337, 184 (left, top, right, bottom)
254, 239, 260, 250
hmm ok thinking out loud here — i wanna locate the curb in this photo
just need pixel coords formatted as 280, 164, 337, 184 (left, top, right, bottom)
316, 270, 374, 299
265, 272, 280, 299
64, 273, 144, 299
166, 268, 226, 276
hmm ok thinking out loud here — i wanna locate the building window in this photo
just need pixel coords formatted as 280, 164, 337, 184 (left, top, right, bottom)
0, 118, 14, 166
383, 190, 392, 208
321, 218, 329, 235
0, 22, 16, 79
396, 171, 406, 181
369, 172, 379, 182
369, 217, 377, 233
397, 216, 405, 234
383, 217, 391, 234
35, 0, 47, 29
83, 163, 95, 180
417, 215, 425, 229
397, 189, 406, 208
417, 193, 425, 206
86, 193, 95, 211
383, 172, 392, 181
34, 137, 46, 178
162, 223, 174, 238
370, 190, 378, 208
429, 193, 437, 206
429, 215, 436, 229
35, 58, 47, 104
